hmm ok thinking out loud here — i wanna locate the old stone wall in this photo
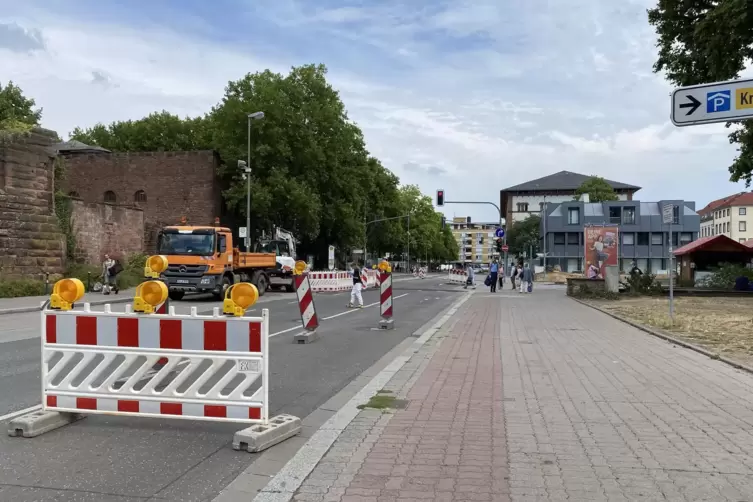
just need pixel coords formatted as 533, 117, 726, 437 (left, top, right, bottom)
63, 151, 222, 252
71, 199, 144, 265
0, 129, 65, 279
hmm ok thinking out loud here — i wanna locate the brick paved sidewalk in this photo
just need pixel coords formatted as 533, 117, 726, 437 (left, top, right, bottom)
293, 293, 510, 502
292, 288, 753, 502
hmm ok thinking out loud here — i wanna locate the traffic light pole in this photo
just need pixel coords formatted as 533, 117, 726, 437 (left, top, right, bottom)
438, 200, 507, 268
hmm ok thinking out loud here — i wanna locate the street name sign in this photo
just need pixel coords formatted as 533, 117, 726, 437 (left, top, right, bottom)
672, 77, 753, 126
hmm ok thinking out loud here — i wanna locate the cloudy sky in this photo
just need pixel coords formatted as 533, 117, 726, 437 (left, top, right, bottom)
1, 0, 750, 221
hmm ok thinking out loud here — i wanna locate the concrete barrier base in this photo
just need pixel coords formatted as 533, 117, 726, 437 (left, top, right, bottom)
8, 409, 85, 438
294, 330, 319, 344
379, 318, 395, 330
232, 414, 302, 453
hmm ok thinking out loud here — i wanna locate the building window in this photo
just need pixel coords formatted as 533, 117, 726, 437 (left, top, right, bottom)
740, 221, 747, 232
103, 190, 117, 204
740, 207, 747, 216
608, 206, 621, 224
567, 233, 579, 245
553, 233, 565, 245
637, 232, 649, 246
724, 222, 728, 233
567, 208, 579, 225
622, 233, 635, 245
651, 233, 663, 245
622, 206, 636, 224
517, 202, 529, 212
680, 233, 692, 244
672, 205, 680, 224
741, 238, 747, 243
672, 232, 679, 247
68, 191, 80, 198
134, 190, 147, 203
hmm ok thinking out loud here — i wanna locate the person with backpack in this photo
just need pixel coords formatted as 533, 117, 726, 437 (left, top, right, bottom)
102, 254, 122, 294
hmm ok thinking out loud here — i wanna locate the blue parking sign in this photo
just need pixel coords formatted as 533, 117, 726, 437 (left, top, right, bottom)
707, 90, 731, 113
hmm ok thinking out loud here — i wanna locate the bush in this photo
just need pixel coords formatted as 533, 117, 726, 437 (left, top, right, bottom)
621, 273, 664, 296
64, 253, 147, 291
700, 263, 753, 289
0, 279, 46, 298
570, 285, 620, 300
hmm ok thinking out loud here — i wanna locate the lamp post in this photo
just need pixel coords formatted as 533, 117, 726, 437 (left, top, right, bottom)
245, 111, 265, 250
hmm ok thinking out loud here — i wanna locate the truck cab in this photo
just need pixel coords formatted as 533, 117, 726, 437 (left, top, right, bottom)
157, 225, 276, 300
156, 226, 233, 300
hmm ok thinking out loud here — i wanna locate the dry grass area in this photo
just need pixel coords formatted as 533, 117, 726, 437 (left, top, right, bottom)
536, 271, 582, 283
592, 296, 753, 366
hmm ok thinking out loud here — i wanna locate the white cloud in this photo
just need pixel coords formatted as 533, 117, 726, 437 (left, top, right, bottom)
0, 1, 748, 223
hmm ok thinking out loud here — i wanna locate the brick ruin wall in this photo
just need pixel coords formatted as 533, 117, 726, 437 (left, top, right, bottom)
64, 151, 222, 253
0, 129, 65, 279
71, 200, 145, 265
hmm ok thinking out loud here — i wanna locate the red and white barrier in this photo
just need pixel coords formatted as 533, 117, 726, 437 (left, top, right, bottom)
380, 272, 393, 318
42, 304, 270, 424
448, 269, 467, 284
307, 270, 379, 292
294, 273, 318, 331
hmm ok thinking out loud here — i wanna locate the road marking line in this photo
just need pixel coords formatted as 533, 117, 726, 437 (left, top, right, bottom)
269, 325, 304, 338
0, 404, 42, 423
321, 293, 409, 320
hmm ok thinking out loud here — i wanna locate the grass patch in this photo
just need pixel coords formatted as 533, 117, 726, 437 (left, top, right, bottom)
357, 393, 397, 410
594, 296, 753, 367
0, 279, 47, 298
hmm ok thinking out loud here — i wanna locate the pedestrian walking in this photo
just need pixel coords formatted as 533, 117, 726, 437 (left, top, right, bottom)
465, 265, 476, 289
510, 263, 517, 289
520, 263, 533, 293
489, 259, 499, 292
348, 263, 364, 308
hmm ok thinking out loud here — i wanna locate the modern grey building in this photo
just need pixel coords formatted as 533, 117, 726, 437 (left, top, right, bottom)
540, 200, 700, 273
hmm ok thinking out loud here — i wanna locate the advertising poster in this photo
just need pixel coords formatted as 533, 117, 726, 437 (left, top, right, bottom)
584, 225, 618, 279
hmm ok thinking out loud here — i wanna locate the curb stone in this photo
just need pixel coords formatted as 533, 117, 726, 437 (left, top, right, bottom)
0, 295, 132, 316
571, 296, 753, 376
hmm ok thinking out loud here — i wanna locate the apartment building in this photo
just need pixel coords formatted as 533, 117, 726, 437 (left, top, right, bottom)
698, 192, 753, 243
500, 171, 640, 225
541, 199, 700, 273
449, 216, 500, 264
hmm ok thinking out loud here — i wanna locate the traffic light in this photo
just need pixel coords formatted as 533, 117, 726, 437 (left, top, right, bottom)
441, 216, 446, 229
495, 238, 503, 253
436, 189, 444, 207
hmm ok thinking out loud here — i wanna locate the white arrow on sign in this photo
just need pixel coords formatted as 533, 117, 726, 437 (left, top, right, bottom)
671, 77, 753, 127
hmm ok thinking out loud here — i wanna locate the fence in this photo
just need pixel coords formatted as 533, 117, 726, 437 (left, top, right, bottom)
42, 304, 270, 424
307, 270, 378, 292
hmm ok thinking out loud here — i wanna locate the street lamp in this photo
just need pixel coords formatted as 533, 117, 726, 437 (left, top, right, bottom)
245, 111, 265, 251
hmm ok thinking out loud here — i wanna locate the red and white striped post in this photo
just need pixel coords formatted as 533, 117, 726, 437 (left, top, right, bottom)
378, 262, 394, 330
293, 261, 319, 344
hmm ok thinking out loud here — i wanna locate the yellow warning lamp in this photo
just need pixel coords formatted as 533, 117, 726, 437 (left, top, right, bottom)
372, 265, 377, 270
144, 255, 168, 279
293, 260, 307, 276
223, 282, 259, 317
133, 280, 168, 314
378, 260, 392, 273
213, 217, 221, 227
50, 278, 85, 311
180, 216, 188, 225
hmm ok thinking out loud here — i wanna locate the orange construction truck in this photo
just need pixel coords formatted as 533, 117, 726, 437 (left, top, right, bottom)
155, 219, 278, 300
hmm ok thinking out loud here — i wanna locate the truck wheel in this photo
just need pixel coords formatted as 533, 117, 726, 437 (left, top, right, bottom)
252, 272, 268, 297
168, 291, 185, 301
213, 275, 231, 300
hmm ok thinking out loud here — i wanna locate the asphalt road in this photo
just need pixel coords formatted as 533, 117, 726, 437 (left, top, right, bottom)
0, 275, 462, 501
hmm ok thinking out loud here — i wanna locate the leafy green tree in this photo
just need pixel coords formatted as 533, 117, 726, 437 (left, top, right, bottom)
211, 65, 376, 258
574, 176, 619, 202
69, 111, 212, 151
506, 215, 541, 258
0, 81, 42, 133
648, 0, 753, 184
